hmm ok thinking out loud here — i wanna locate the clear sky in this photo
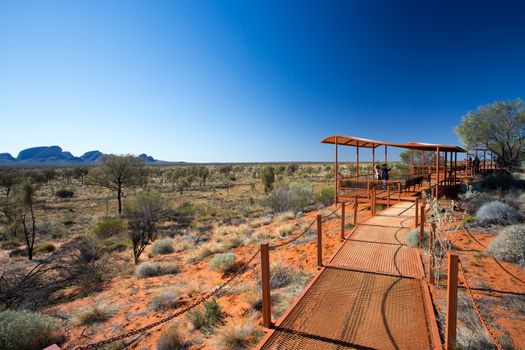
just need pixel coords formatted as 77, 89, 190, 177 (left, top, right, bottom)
1, 1, 524, 162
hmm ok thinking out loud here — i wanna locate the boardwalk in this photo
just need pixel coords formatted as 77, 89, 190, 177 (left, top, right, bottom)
256, 202, 441, 350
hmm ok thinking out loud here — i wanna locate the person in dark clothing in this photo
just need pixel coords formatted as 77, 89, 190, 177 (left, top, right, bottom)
473, 156, 480, 175
382, 163, 392, 181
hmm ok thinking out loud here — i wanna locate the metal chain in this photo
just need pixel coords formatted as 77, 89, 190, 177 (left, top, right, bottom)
458, 259, 503, 350
270, 218, 316, 249
73, 248, 261, 350
321, 204, 342, 219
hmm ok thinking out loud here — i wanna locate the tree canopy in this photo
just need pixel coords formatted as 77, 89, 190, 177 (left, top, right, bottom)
455, 99, 525, 171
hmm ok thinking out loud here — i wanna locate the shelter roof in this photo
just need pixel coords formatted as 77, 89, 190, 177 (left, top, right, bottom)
321, 135, 466, 152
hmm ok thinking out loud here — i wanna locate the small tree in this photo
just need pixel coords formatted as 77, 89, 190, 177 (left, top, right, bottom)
124, 192, 171, 264
455, 99, 525, 171
0, 169, 21, 221
15, 180, 37, 260
260, 166, 275, 194
197, 166, 210, 187
86, 155, 148, 214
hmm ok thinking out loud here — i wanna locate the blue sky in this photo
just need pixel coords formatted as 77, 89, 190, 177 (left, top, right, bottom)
1, 1, 524, 162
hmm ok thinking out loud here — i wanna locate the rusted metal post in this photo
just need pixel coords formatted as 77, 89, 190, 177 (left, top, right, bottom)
317, 214, 322, 268
387, 185, 391, 206
371, 189, 376, 215
340, 202, 345, 241
353, 196, 358, 224
356, 144, 359, 182
415, 198, 419, 227
428, 223, 436, 285
260, 243, 272, 328
445, 253, 459, 350
398, 182, 401, 201
436, 147, 440, 198
334, 137, 338, 204
372, 146, 375, 169
420, 195, 426, 248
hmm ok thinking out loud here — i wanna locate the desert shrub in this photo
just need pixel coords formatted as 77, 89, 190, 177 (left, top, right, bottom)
0, 310, 59, 350
209, 253, 237, 274
266, 183, 314, 213
269, 263, 310, 289
487, 224, 525, 266
458, 187, 493, 214
185, 245, 214, 263
135, 262, 180, 278
93, 217, 125, 239
316, 187, 335, 206
55, 189, 74, 198
156, 323, 188, 350
475, 201, 523, 226
150, 288, 180, 311
216, 323, 261, 349
34, 242, 56, 254
76, 301, 116, 325
276, 224, 294, 238
480, 172, 525, 191
152, 238, 175, 255
224, 234, 244, 250
188, 298, 224, 332
405, 229, 429, 247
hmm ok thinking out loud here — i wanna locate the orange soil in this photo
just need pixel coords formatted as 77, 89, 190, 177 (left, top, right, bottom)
53, 206, 363, 350
428, 217, 525, 349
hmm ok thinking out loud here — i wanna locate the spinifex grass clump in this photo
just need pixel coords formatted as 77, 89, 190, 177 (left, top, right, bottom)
151, 238, 175, 255
0, 310, 59, 350
209, 253, 237, 274
487, 224, 525, 266
150, 288, 180, 311
135, 262, 180, 278
475, 201, 523, 226
156, 323, 188, 350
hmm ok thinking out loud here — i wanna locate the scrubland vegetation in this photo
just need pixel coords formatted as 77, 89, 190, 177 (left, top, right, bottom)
0, 159, 346, 349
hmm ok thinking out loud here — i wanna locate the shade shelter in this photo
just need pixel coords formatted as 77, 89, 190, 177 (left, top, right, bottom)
322, 135, 467, 203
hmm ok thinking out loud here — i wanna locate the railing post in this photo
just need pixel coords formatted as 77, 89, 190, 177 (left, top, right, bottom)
387, 185, 391, 207
317, 214, 322, 268
260, 243, 272, 328
420, 196, 426, 248
353, 196, 358, 224
340, 202, 345, 241
371, 189, 376, 215
415, 198, 419, 227
428, 223, 435, 285
446, 253, 459, 350
398, 182, 401, 202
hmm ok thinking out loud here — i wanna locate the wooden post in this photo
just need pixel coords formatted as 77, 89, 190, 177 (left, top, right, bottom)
353, 196, 358, 224
445, 253, 459, 350
340, 202, 345, 241
415, 198, 419, 227
428, 223, 435, 285
317, 214, 322, 268
420, 195, 426, 248
260, 243, 272, 328
334, 137, 338, 204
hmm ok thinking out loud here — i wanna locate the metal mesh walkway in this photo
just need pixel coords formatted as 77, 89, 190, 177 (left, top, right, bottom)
257, 202, 440, 350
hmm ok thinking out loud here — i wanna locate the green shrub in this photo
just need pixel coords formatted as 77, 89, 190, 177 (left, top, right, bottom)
316, 187, 335, 206
34, 242, 56, 254
487, 224, 525, 266
76, 301, 116, 325
188, 298, 224, 332
405, 229, 429, 247
93, 217, 125, 239
266, 183, 314, 213
150, 288, 180, 312
209, 253, 237, 274
0, 310, 59, 350
55, 189, 74, 198
152, 238, 175, 255
156, 323, 187, 350
135, 262, 180, 278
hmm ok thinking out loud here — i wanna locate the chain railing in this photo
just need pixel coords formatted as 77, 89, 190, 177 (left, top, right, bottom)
73, 248, 261, 350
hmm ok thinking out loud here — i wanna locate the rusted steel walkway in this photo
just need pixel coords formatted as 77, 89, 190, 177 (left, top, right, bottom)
256, 202, 441, 350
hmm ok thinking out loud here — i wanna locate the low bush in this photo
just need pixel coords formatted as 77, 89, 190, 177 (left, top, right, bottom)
209, 253, 237, 274
405, 229, 429, 247
34, 242, 57, 254
151, 238, 175, 256
185, 245, 214, 263
150, 288, 180, 312
480, 172, 525, 191
135, 262, 180, 278
76, 301, 116, 325
269, 263, 310, 289
93, 217, 126, 239
458, 187, 493, 214
316, 187, 335, 206
188, 298, 224, 332
487, 224, 525, 266
216, 322, 261, 349
266, 183, 314, 213
55, 189, 74, 198
0, 310, 59, 350
475, 201, 523, 226
156, 323, 188, 350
